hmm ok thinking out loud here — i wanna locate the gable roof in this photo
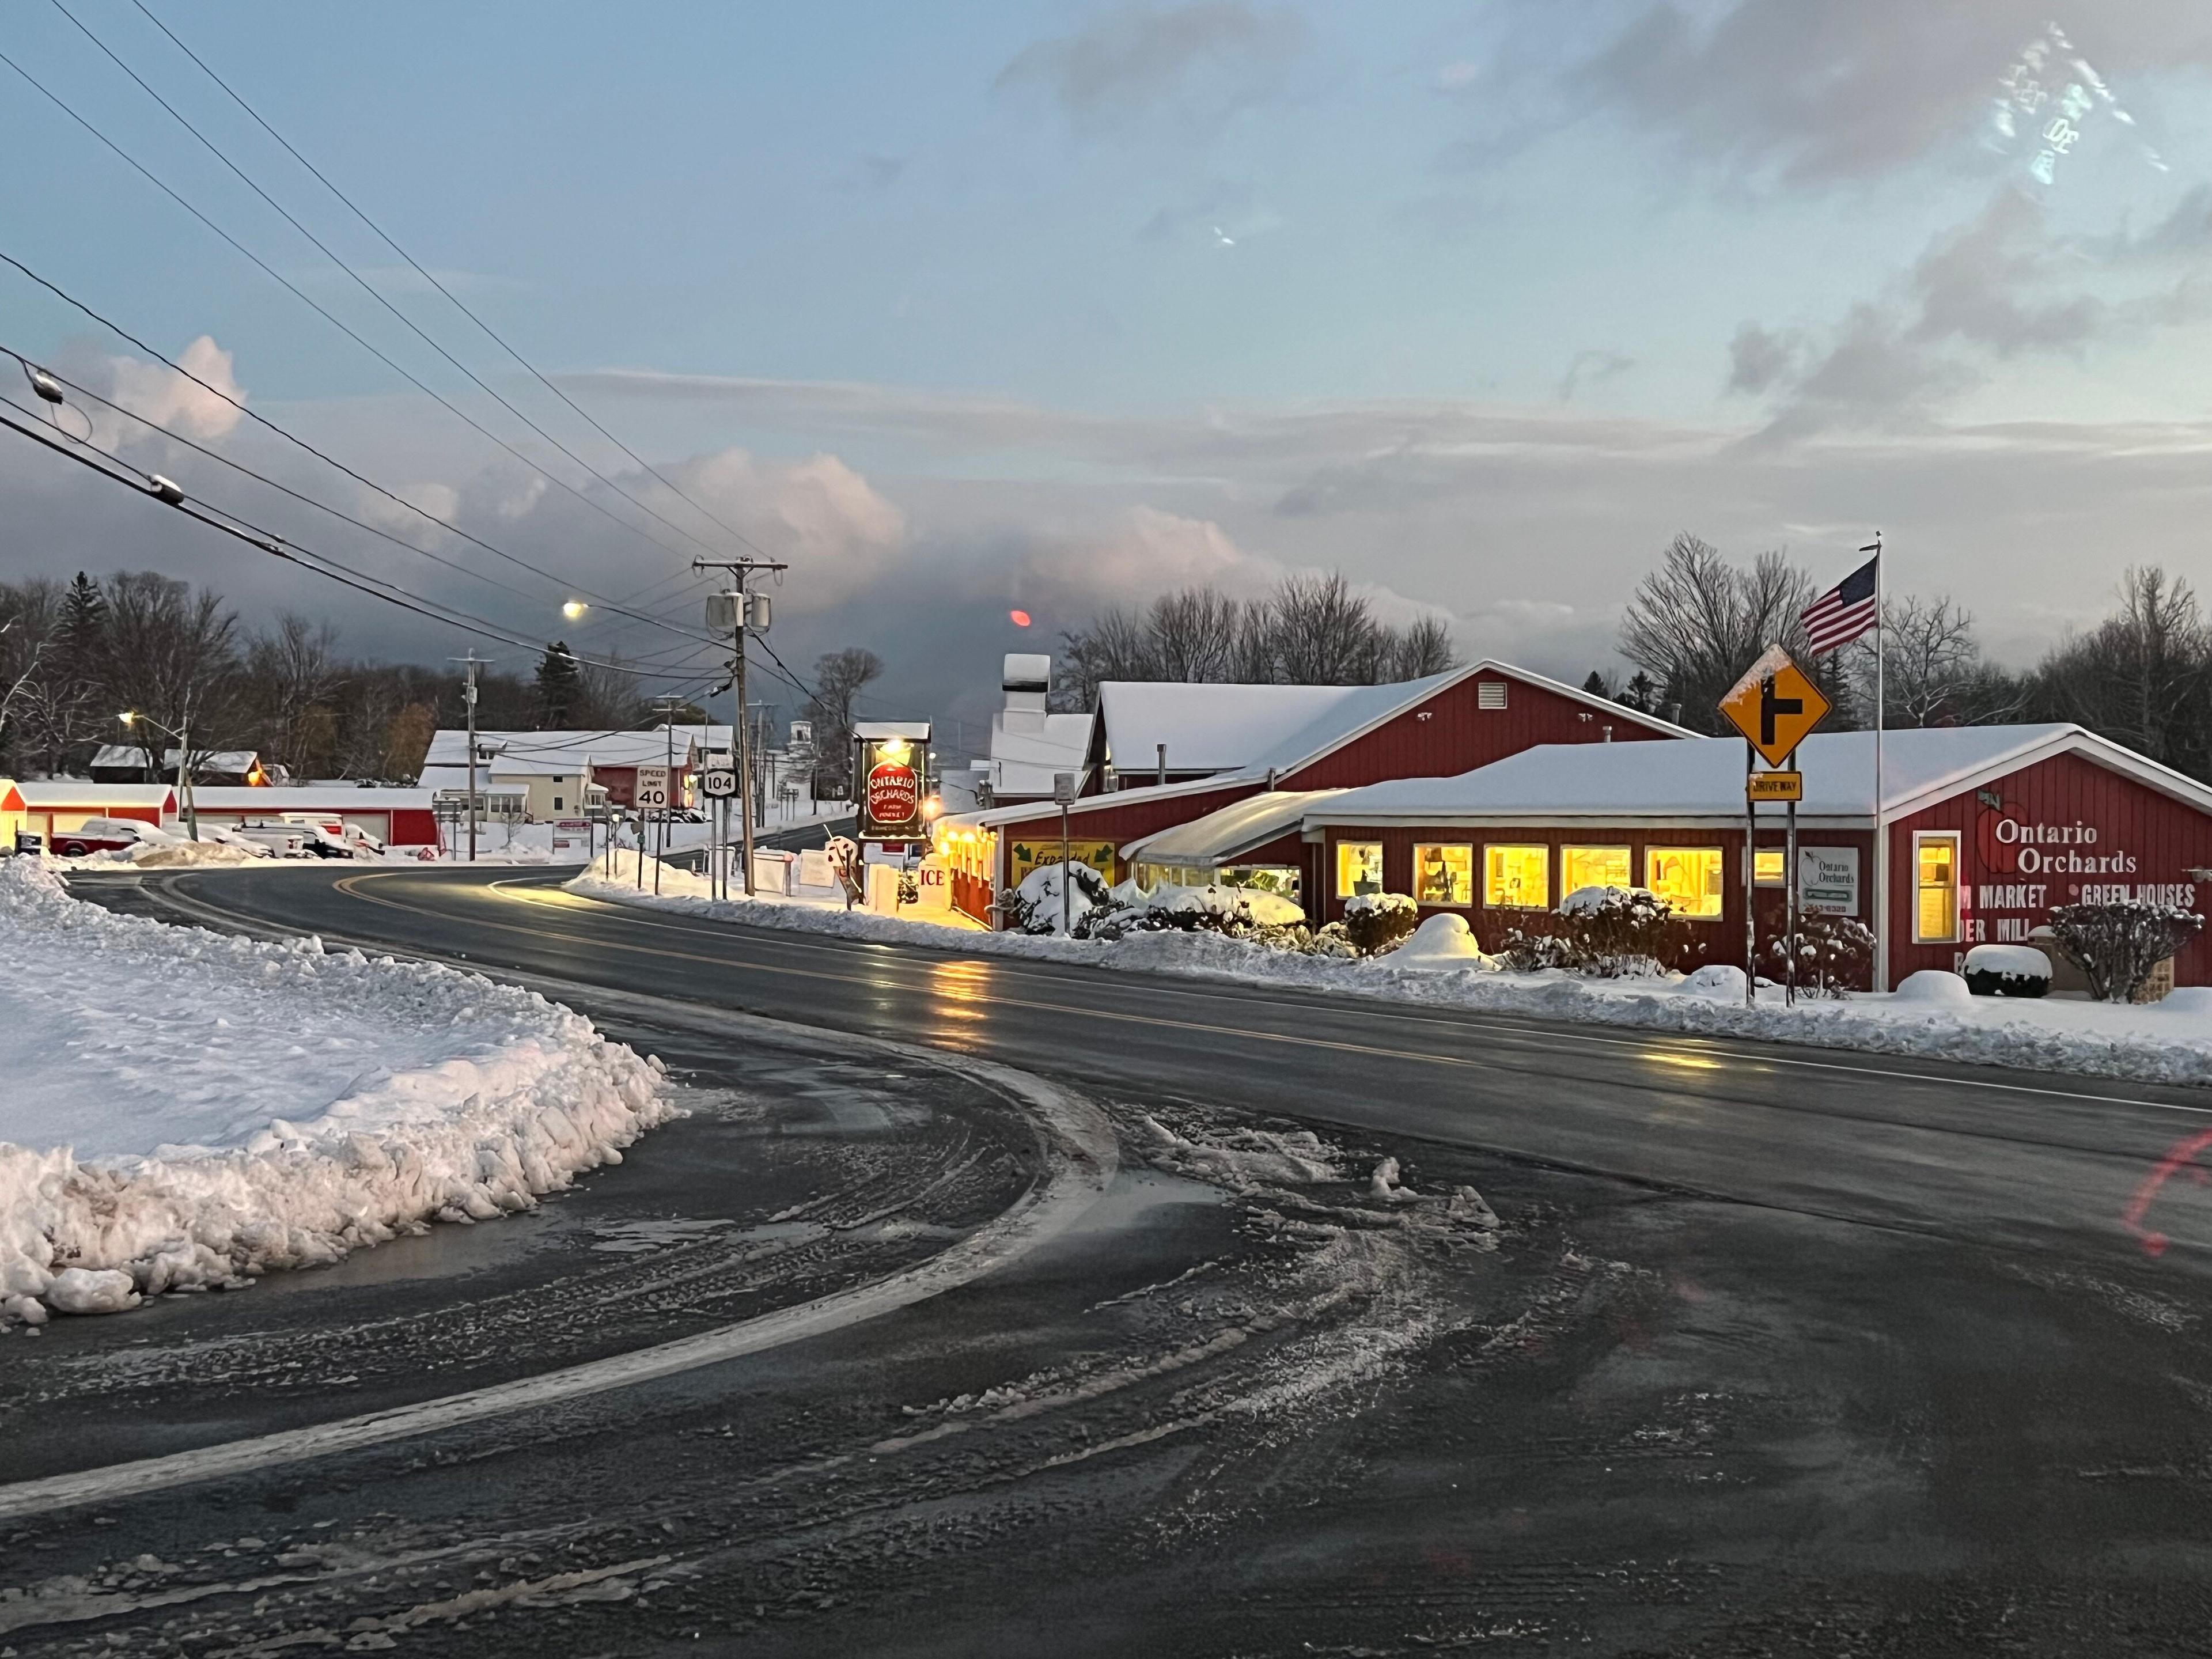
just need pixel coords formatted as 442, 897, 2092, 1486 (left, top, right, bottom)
1308, 724, 2212, 825
423, 728, 695, 777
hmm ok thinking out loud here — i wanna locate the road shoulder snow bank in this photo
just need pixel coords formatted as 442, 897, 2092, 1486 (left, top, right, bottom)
0, 859, 668, 1323
567, 862, 2212, 1090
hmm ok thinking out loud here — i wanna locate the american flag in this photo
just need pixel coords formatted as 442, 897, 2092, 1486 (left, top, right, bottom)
1800, 555, 1879, 656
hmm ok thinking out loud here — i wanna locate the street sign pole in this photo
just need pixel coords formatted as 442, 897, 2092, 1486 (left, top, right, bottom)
1785, 745, 1799, 1008
1744, 743, 1757, 1007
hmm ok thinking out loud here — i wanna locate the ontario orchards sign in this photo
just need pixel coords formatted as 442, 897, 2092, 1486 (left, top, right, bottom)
1969, 805, 2198, 943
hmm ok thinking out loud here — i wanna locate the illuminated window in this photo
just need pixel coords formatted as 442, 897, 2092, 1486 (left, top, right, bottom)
1561, 846, 1631, 894
1754, 849, 1785, 886
1336, 841, 1384, 899
1644, 847, 1726, 919
1412, 843, 1474, 906
1484, 844, 1550, 909
1915, 832, 1960, 944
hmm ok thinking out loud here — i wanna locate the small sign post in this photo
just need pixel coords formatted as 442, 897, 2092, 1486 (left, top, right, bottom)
1721, 646, 1833, 1006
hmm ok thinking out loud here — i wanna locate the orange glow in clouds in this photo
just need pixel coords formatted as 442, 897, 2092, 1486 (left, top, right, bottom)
1009, 609, 1032, 627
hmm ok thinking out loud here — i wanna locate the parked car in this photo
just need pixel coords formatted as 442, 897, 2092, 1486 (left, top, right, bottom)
228, 820, 313, 858
48, 817, 176, 858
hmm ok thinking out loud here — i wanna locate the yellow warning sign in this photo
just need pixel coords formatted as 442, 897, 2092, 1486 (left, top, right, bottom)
1746, 771, 1802, 802
1719, 645, 1832, 769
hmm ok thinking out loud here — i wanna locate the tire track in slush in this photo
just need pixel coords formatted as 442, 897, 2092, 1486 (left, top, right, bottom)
0, 1019, 1117, 1522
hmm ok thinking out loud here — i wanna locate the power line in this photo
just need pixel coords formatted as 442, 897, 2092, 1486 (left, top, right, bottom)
0, 396, 718, 683
0, 249, 722, 649
124, 0, 787, 569
52, 0, 757, 570
0, 41, 718, 579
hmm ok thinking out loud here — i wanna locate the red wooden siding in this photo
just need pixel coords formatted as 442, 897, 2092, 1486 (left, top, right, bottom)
1283, 672, 1668, 791
993, 782, 1260, 886
1888, 751, 2212, 984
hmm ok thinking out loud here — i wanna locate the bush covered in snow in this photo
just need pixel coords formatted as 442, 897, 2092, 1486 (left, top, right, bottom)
1963, 944, 2053, 998
1500, 885, 1692, 978
2047, 900, 2205, 1002
999, 859, 1110, 935
1342, 892, 1419, 955
1764, 911, 1875, 998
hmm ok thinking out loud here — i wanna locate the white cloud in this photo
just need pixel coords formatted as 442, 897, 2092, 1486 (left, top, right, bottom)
92, 335, 246, 451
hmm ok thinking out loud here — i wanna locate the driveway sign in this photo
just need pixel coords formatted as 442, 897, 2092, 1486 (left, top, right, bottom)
1720, 644, 1831, 768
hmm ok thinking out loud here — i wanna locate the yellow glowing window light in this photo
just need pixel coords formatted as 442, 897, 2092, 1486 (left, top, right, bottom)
1483, 844, 1548, 909
1336, 840, 1384, 899
1916, 833, 1959, 943
1643, 847, 1725, 918
1754, 849, 1785, 886
1411, 843, 1474, 906
1561, 846, 1630, 893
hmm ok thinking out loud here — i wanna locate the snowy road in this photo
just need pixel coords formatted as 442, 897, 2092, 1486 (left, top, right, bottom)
10, 863, 2212, 1654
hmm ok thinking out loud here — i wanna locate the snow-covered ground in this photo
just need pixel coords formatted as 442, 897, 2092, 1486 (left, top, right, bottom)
0, 860, 668, 1325
566, 866, 2212, 1089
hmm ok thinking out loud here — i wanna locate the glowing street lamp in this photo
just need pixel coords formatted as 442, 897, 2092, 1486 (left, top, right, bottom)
562, 600, 588, 622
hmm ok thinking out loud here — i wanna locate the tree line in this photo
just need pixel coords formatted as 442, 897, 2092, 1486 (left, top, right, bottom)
1050, 571, 1458, 711
0, 570, 891, 794
1597, 533, 2212, 781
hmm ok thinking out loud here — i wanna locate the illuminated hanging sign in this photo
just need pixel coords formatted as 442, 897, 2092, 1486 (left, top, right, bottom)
855, 726, 931, 840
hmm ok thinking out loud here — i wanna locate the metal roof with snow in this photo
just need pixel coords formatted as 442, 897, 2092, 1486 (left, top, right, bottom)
423, 729, 695, 776
15, 781, 177, 809
1097, 681, 1386, 775
1122, 789, 1350, 867
1307, 724, 2212, 826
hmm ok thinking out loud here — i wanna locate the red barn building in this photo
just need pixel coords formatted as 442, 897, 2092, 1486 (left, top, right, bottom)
1302, 723, 2212, 991
938, 662, 1688, 923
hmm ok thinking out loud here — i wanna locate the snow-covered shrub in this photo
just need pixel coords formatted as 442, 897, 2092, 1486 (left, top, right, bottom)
1555, 885, 1677, 977
1495, 927, 1577, 972
1765, 911, 1874, 998
999, 859, 1109, 935
1962, 943, 2052, 998
1342, 892, 1418, 955
2047, 900, 2205, 1002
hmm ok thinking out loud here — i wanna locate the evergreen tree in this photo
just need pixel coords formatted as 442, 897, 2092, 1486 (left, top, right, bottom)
56, 572, 106, 688
534, 642, 583, 727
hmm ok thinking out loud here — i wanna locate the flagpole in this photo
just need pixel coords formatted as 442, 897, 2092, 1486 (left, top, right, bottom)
1868, 532, 1887, 993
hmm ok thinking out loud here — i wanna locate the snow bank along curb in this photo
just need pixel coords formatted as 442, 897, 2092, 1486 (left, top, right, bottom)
0, 860, 669, 1324
565, 869, 2212, 1090
0, 1004, 1116, 1520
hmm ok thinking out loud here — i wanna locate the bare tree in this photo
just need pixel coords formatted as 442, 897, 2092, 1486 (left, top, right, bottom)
1052, 608, 1156, 711
241, 613, 342, 778
101, 571, 243, 774
805, 646, 885, 798
2034, 566, 2211, 775
1147, 586, 1244, 683
1270, 572, 1384, 684
1619, 535, 1822, 733
1387, 613, 1459, 679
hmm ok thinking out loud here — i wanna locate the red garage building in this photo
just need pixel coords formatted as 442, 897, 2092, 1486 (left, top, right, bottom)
1302, 723, 2212, 990
940, 661, 1690, 922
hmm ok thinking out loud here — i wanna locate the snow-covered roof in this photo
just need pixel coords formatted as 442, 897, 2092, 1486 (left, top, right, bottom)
956, 772, 1252, 830
423, 729, 692, 775
90, 746, 265, 774
988, 709, 1093, 798
1123, 789, 1349, 866
1098, 681, 1381, 775
853, 720, 931, 741
1308, 724, 2212, 825
15, 781, 176, 808
191, 786, 434, 809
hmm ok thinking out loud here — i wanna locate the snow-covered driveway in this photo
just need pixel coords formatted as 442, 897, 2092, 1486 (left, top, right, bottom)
0, 860, 667, 1322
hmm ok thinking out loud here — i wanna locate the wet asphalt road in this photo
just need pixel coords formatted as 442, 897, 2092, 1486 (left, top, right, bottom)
9, 862, 2212, 1656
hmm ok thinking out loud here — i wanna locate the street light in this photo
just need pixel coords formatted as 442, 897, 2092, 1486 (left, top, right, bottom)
562, 600, 588, 621
119, 710, 199, 840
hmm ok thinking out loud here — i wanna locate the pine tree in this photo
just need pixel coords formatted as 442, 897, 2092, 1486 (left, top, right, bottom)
534, 643, 582, 727
56, 573, 105, 688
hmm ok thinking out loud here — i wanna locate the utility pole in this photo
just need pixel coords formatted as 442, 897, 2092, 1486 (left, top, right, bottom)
451, 652, 489, 863
694, 557, 789, 897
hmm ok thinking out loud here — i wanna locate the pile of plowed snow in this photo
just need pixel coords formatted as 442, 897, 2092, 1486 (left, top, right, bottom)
0, 859, 668, 1324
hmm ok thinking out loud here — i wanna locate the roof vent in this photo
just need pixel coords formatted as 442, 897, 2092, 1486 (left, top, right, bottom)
1477, 681, 1508, 710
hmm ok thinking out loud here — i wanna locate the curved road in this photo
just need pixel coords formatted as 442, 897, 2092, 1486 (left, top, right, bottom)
10, 862, 2212, 1656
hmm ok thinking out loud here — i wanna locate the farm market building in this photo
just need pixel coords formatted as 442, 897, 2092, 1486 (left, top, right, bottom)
935, 661, 1689, 922
1299, 723, 2212, 990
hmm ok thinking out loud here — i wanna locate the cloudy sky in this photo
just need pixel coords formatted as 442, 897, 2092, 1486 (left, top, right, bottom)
3, 1, 2211, 745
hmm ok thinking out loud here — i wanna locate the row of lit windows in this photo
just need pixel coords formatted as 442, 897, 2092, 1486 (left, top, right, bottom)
1336, 842, 1728, 918
1335, 831, 1969, 942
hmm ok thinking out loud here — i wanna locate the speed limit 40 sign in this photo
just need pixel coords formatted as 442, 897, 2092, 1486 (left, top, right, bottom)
634, 764, 672, 810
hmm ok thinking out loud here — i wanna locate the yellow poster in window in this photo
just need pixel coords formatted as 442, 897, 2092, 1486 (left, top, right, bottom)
1007, 836, 1116, 889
